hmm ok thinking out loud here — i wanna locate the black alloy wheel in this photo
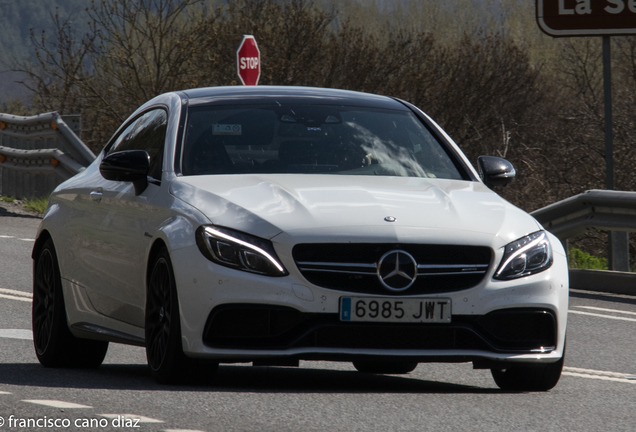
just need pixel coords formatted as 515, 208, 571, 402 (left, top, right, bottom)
145, 252, 174, 375
145, 248, 217, 384
353, 361, 418, 375
33, 244, 56, 357
32, 238, 108, 368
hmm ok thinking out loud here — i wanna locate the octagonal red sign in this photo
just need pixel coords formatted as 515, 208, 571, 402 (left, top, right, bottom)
236, 35, 261, 86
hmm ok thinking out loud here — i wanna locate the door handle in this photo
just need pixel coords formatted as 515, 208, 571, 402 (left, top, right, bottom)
90, 190, 103, 203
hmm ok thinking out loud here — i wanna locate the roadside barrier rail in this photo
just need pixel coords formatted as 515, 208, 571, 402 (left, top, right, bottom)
531, 189, 636, 240
0, 112, 95, 199
531, 189, 636, 294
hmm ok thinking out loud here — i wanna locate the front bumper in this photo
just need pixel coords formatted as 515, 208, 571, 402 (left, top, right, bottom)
171, 243, 568, 364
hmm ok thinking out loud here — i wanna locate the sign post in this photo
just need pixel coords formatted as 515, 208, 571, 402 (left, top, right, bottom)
536, 0, 636, 270
236, 35, 261, 86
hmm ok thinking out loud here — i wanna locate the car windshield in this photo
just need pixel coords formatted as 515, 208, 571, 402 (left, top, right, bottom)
181, 104, 464, 179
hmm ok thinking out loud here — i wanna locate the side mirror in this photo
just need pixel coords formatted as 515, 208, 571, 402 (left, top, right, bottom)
100, 150, 150, 195
477, 155, 516, 188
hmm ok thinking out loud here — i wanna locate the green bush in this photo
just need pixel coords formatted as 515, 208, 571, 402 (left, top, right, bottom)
568, 247, 608, 270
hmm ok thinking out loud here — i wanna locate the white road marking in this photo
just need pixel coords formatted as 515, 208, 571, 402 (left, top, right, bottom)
568, 310, 636, 323
99, 414, 164, 423
0, 329, 32, 340
0, 288, 33, 303
0, 288, 32, 298
0, 235, 34, 241
563, 371, 636, 384
0, 293, 32, 303
23, 400, 93, 409
563, 367, 636, 383
0, 391, 11, 395
565, 366, 629, 377
574, 306, 636, 316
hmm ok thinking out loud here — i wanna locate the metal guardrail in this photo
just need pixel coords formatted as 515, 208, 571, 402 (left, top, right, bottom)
0, 112, 96, 199
531, 189, 636, 294
531, 189, 636, 240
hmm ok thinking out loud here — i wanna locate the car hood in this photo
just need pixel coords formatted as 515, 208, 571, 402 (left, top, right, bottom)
170, 174, 542, 248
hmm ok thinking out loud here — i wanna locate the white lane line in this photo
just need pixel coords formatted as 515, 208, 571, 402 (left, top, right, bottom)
0, 293, 32, 303
0, 288, 32, 298
0, 235, 34, 241
564, 366, 630, 377
0, 391, 11, 395
23, 400, 93, 409
563, 367, 636, 383
563, 372, 636, 384
99, 414, 163, 423
0, 329, 32, 340
574, 306, 636, 316
0, 288, 33, 303
568, 310, 636, 323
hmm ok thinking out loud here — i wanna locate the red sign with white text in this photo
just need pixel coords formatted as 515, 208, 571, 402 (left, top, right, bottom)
236, 35, 261, 85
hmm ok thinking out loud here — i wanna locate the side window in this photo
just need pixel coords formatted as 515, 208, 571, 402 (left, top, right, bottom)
109, 109, 168, 181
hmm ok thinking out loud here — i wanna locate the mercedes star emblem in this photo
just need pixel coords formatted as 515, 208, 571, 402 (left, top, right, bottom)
377, 250, 418, 291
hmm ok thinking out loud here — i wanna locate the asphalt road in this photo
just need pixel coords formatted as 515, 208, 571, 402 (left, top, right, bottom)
0, 207, 635, 431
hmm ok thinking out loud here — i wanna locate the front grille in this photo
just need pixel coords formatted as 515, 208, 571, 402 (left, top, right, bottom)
203, 305, 556, 353
292, 243, 492, 295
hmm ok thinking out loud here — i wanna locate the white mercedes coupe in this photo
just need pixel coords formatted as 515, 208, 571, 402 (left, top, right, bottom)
32, 86, 568, 390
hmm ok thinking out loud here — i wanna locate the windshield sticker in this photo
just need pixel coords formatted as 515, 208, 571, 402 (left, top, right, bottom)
213, 124, 242, 135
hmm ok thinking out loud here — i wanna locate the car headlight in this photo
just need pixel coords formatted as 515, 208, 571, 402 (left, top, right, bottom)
196, 225, 288, 276
494, 231, 553, 280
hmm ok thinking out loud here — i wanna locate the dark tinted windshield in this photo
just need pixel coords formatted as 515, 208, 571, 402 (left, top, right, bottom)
182, 104, 464, 179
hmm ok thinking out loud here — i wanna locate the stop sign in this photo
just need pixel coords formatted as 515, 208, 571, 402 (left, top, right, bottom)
236, 35, 261, 86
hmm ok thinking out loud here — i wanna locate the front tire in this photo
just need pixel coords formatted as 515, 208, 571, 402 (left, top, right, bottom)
145, 248, 217, 384
491, 353, 564, 392
32, 238, 109, 368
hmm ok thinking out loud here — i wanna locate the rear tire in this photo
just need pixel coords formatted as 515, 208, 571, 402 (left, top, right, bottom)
32, 238, 109, 368
145, 248, 217, 384
353, 361, 418, 374
491, 351, 564, 392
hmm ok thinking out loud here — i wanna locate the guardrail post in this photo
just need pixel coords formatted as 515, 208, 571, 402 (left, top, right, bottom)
61, 114, 81, 138
610, 231, 630, 271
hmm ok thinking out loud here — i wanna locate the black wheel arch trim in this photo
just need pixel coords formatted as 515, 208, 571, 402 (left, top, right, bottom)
32, 230, 53, 260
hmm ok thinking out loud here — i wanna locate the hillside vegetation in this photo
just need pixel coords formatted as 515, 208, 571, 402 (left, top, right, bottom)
3, 0, 636, 262
0, 0, 84, 59
0, 0, 87, 101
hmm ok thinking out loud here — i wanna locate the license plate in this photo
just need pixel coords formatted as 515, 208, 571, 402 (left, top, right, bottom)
340, 297, 451, 323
